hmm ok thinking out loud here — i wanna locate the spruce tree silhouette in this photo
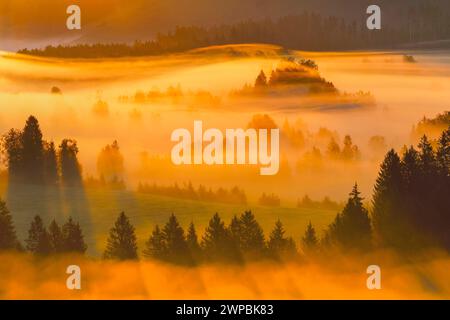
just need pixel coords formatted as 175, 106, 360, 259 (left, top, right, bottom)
202, 213, 240, 262
2, 129, 23, 183
48, 219, 64, 253
372, 149, 403, 247
436, 127, 450, 249
43, 141, 59, 185
267, 219, 297, 260
62, 217, 87, 254
0, 199, 20, 250
25, 215, 51, 255
103, 212, 138, 260
186, 222, 202, 263
302, 221, 318, 253
143, 225, 166, 260
324, 183, 371, 251
238, 211, 266, 258
21, 116, 44, 184
161, 214, 191, 264
59, 139, 82, 186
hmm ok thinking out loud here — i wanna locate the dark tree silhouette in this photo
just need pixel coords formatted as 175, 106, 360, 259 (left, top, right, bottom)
43, 141, 59, 185
267, 219, 297, 259
143, 225, 166, 259
0, 199, 20, 250
21, 116, 44, 184
302, 221, 318, 253
103, 212, 138, 260
202, 213, 240, 262
25, 215, 51, 255
48, 219, 64, 253
254, 70, 268, 89
186, 222, 202, 262
238, 211, 266, 258
2, 129, 23, 182
161, 214, 191, 264
62, 217, 87, 254
324, 183, 371, 251
59, 139, 82, 186
371, 149, 404, 247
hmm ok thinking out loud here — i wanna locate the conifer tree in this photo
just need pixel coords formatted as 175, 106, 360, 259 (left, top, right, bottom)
254, 70, 268, 89
325, 184, 371, 251
238, 211, 266, 258
21, 116, 44, 184
228, 215, 241, 247
2, 129, 23, 182
371, 149, 403, 247
59, 139, 82, 186
302, 221, 318, 253
143, 225, 166, 259
162, 214, 190, 264
267, 219, 297, 259
0, 199, 20, 250
103, 212, 138, 260
62, 217, 87, 254
186, 222, 202, 262
202, 213, 240, 262
48, 219, 64, 253
43, 141, 59, 185
26, 215, 51, 255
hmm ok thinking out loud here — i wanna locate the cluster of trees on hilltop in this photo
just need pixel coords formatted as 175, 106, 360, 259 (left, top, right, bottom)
411, 111, 450, 143
17, 7, 450, 58
1, 116, 82, 187
231, 63, 338, 97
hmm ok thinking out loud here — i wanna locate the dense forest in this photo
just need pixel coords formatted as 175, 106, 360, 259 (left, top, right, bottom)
17, 7, 450, 58
0, 116, 449, 264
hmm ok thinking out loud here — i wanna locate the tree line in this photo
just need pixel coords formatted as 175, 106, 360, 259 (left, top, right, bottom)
1, 125, 448, 263
138, 182, 247, 205
17, 7, 450, 58
0, 198, 87, 255
1, 116, 82, 187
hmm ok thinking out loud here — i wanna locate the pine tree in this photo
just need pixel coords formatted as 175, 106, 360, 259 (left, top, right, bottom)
436, 127, 450, 176
162, 214, 190, 264
325, 184, 371, 251
202, 213, 240, 262
239, 211, 266, 258
59, 139, 82, 186
2, 129, 23, 183
186, 222, 202, 262
228, 215, 241, 247
254, 70, 268, 89
103, 212, 138, 260
62, 217, 87, 254
43, 141, 59, 185
436, 127, 450, 248
48, 219, 64, 253
302, 221, 318, 253
143, 225, 166, 259
25, 215, 51, 255
21, 116, 44, 184
267, 219, 297, 259
371, 149, 404, 247
0, 199, 20, 250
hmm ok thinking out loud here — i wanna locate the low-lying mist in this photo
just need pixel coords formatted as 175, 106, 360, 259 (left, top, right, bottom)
0, 249, 449, 299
